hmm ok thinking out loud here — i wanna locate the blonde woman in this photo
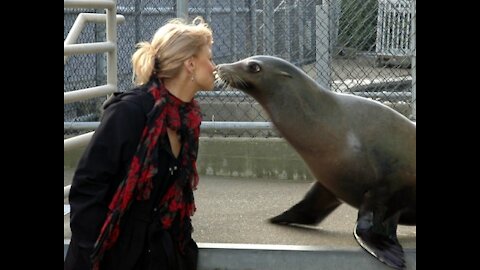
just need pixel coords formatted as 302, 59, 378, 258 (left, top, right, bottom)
65, 17, 215, 270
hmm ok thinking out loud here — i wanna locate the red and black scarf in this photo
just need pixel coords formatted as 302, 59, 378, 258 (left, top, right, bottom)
91, 79, 202, 269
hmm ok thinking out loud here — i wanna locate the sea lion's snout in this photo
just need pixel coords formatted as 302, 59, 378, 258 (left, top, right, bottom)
215, 64, 234, 86
216, 63, 252, 90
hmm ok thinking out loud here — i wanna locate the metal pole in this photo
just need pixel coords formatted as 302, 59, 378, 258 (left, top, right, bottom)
286, 0, 291, 60
64, 14, 124, 64
297, 0, 304, 63
315, 0, 330, 89
64, 84, 116, 104
263, 0, 274, 55
134, 0, 141, 43
64, 42, 116, 56
64, 0, 115, 9
231, 0, 237, 60
250, 0, 258, 54
106, 1, 117, 89
330, 0, 340, 51
64, 132, 95, 152
64, 185, 71, 198
205, 0, 212, 24
95, 9, 106, 86
177, 0, 188, 20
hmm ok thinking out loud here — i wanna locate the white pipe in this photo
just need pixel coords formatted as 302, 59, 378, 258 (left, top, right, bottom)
84, 13, 125, 24
205, 121, 273, 130
64, 13, 125, 64
64, 0, 115, 9
64, 42, 115, 56
106, 4, 118, 88
64, 132, 94, 152
64, 84, 115, 104
64, 15, 87, 54
64, 122, 100, 130
64, 0, 121, 201
64, 185, 71, 198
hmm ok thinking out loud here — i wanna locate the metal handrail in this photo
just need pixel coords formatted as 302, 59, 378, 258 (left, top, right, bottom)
64, 0, 121, 198
64, 13, 125, 64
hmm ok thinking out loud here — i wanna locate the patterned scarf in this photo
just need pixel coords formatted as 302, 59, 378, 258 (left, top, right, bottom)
91, 79, 202, 269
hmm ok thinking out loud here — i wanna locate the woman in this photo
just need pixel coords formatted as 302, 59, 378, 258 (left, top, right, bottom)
64, 17, 215, 270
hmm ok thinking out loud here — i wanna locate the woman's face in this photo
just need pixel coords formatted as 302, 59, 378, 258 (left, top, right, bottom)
193, 45, 216, 91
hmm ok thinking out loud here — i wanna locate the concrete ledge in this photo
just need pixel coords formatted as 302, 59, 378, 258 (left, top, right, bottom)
64, 240, 416, 270
198, 243, 416, 270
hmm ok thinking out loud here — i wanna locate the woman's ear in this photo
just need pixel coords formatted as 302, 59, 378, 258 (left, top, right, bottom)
184, 57, 196, 73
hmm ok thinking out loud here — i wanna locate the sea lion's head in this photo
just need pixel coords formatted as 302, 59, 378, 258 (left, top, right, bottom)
216, 55, 302, 101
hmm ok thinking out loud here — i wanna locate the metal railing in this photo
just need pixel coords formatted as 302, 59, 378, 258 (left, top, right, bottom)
64, 121, 274, 131
64, 0, 124, 197
376, 0, 412, 57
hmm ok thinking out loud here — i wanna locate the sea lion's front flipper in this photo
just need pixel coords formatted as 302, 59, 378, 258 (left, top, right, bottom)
354, 190, 405, 269
269, 181, 341, 225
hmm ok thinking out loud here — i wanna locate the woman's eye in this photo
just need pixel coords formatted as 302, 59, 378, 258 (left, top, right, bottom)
249, 63, 261, 73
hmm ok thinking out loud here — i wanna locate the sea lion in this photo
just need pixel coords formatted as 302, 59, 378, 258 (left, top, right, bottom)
216, 55, 416, 269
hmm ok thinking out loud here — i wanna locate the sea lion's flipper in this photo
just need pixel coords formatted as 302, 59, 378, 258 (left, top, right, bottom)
269, 181, 341, 225
354, 190, 405, 269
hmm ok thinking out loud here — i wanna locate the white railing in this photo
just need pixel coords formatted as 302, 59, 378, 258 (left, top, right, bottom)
376, 0, 413, 57
64, 0, 124, 198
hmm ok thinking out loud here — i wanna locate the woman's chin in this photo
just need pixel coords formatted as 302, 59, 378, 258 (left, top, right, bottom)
202, 84, 215, 91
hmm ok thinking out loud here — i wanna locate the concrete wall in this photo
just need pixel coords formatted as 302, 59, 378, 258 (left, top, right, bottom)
197, 137, 313, 181
65, 137, 314, 182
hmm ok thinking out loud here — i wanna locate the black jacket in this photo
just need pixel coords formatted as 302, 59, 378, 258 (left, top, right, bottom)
64, 85, 197, 270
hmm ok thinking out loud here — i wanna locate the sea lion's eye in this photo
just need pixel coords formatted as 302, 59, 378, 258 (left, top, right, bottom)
248, 62, 261, 73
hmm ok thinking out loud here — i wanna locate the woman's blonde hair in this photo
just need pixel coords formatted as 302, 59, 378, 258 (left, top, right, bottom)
131, 16, 213, 85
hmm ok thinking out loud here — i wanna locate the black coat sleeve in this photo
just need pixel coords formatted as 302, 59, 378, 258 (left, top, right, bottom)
68, 98, 147, 249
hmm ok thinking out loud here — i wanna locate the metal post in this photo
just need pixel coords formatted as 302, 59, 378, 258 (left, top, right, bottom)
375, 0, 384, 55
410, 0, 416, 120
330, 0, 340, 51
231, 0, 237, 60
95, 9, 106, 86
205, 0, 212, 24
250, 0, 258, 54
286, 0, 291, 60
134, 0, 141, 43
263, 0, 274, 55
177, 0, 188, 20
315, 0, 330, 89
297, 0, 304, 63
106, 1, 117, 89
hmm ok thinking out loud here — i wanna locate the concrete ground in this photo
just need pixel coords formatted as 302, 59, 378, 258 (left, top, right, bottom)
64, 173, 416, 249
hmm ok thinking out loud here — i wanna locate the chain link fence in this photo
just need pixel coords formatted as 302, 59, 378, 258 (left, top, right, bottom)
64, 0, 416, 138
